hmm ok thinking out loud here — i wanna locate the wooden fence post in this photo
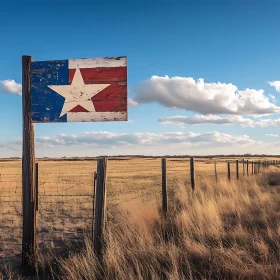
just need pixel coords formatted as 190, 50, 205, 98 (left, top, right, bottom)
35, 163, 38, 212
251, 161, 254, 175
236, 160, 239, 179
92, 171, 97, 237
93, 157, 107, 256
227, 162, 231, 181
243, 159, 245, 176
22, 55, 36, 268
214, 161, 217, 182
258, 161, 260, 173
190, 157, 195, 190
246, 160, 249, 176
161, 158, 168, 215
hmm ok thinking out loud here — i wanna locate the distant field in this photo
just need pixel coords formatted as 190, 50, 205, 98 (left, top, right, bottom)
0, 156, 279, 274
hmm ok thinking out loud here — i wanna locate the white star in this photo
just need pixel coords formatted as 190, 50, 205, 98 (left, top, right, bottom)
48, 68, 110, 117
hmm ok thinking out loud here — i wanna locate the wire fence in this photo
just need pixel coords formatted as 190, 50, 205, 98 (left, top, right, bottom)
0, 157, 279, 267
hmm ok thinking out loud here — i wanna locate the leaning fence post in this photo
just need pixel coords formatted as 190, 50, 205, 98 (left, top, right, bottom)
214, 161, 217, 182
161, 158, 168, 215
93, 157, 107, 256
236, 160, 239, 179
227, 162, 231, 181
190, 157, 195, 190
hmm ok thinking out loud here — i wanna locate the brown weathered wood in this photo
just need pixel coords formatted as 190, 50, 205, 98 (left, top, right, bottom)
246, 160, 249, 176
190, 157, 195, 190
252, 161, 254, 175
92, 171, 97, 238
214, 161, 217, 182
242, 159, 245, 176
227, 162, 231, 181
236, 160, 239, 179
93, 157, 107, 256
35, 163, 38, 212
22, 55, 36, 268
161, 158, 168, 215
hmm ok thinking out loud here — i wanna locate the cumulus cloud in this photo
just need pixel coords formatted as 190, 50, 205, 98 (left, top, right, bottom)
128, 98, 139, 108
0, 80, 22, 95
133, 76, 279, 115
159, 114, 280, 128
268, 81, 280, 92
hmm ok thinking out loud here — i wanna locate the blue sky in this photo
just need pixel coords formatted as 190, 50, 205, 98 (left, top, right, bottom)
1, 0, 280, 157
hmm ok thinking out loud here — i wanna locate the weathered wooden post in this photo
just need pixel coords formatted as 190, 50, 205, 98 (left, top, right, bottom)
22, 55, 36, 268
252, 161, 254, 175
227, 162, 231, 181
92, 171, 97, 237
161, 158, 168, 215
35, 163, 39, 212
246, 160, 249, 176
242, 159, 245, 176
258, 161, 260, 173
236, 160, 239, 179
190, 157, 195, 190
214, 161, 217, 182
93, 157, 107, 256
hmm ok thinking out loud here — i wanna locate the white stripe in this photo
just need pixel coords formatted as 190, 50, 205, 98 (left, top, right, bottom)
69, 57, 127, 69
66, 112, 127, 122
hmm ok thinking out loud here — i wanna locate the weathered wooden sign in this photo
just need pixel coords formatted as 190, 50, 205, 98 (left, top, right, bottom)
31, 56, 127, 122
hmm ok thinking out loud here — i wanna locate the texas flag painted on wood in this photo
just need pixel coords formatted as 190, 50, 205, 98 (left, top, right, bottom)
31, 56, 127, 122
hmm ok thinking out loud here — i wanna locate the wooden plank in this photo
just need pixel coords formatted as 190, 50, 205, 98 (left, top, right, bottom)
31, 57, 127, 123
66, 111, 127, 122
93, 157, 107, 256
35, 163, 38, 212
69, 56, 127, 69
22, 55, 36, 268
161, 158, 168, 215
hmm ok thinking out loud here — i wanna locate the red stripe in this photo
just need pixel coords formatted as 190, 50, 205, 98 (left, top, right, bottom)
69, 67, 127, 83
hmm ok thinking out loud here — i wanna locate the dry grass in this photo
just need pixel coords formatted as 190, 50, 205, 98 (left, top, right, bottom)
0, 158, 280, 279
36, 168, 280, 280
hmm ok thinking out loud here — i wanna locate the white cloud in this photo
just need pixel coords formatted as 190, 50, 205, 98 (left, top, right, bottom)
32, 131, 256, 148
159, 115, 255, 127
133, 76, 280, 115
268, 94, 277, 104
268, 81, 280, 92
4, 131, 280, 157
159, 114, 280, 128
0, 80, 22, 95
265, 134, 279, 137
128, 98, 139, 108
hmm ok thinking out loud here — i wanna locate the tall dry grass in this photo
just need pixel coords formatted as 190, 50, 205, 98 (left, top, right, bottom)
52, 169, 280, 280
2, 168, 280, 279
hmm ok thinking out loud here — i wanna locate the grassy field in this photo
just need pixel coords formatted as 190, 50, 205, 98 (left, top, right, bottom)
0, 156, 279, 279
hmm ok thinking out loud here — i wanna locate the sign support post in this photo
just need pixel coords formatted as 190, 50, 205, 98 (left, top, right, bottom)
22, 55, 36, 267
